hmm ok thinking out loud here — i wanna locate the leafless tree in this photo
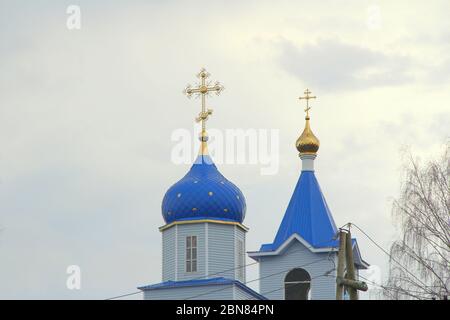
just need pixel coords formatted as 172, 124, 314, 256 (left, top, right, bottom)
385, 143, 449, 300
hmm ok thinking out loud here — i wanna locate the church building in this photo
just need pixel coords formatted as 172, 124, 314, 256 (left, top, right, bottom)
138, 69, 368, 300
247, 89, 369, 299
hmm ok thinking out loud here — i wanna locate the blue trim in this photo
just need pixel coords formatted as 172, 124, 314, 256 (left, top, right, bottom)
173, 217, 241, 223
234, 280, 268, 300
138, 277, 267, 300
254, 235, 369, 270
258, 235, 357, 253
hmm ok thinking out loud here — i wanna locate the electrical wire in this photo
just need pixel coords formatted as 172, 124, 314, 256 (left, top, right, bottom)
349, 222, 435, 296
357, 274, 435, 299
106, 234, 340, 300
107, 222, 442, 300
105, 291, 142, 300
184, 257, 333, 300
255, 271, 334, 299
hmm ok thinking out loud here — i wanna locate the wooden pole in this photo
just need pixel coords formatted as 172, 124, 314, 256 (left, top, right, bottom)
345, 229, 358, 300
336, 230, 347, 300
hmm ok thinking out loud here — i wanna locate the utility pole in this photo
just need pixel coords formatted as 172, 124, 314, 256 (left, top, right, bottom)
336, 230, 347, 300
336, 227, 368, 300
345, 228, 359, 300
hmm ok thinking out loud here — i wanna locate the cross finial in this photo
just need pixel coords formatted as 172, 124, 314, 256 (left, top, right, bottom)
183, 68, 224, 134
299, 88, 317, 119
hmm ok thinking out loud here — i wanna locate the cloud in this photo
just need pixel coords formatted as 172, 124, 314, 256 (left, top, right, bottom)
277, 38, 413, 91
0, 1, 447, 299
428, 58, 450, 84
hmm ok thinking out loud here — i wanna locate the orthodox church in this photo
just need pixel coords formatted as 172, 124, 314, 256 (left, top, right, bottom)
138, 69, 368, 300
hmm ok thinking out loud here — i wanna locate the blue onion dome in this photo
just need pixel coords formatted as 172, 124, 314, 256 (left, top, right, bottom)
162, 154, 246, 224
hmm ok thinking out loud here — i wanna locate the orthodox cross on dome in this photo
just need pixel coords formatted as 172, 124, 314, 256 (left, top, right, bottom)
183, 68, 224, 134
298, 88, 316, 119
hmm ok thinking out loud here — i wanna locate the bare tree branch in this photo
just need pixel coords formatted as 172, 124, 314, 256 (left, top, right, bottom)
385, 142, 450, 300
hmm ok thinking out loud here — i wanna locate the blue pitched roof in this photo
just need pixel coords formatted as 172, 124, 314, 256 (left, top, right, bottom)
161, 154, 246, 224
138, 277, 267, 300
261, 170, 338, 252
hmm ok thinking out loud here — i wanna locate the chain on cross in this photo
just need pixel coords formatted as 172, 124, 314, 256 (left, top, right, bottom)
299, 88, 317, 119
183, 68, 224, 132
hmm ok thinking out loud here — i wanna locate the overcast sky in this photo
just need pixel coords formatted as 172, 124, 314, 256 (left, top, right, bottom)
0, 0, 449, 299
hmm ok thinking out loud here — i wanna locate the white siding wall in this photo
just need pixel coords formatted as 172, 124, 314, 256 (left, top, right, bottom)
234, 286, 259, 300
161, 222, 247, 283
162, 226, 176, 281
258, 240, 337, 300
235, 226, 246, 282
208, 223, 237, 279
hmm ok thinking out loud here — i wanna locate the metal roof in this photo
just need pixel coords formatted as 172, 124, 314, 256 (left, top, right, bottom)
263, 170, 338, 252
161, 154, 246, 224
138, 277, 267, 300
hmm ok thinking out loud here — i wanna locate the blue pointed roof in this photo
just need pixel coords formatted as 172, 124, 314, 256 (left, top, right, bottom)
161, 154, 246, 224
261, 170, 338, 251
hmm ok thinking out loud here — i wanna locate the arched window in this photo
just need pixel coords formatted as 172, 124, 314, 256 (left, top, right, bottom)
284, 268, 311, 300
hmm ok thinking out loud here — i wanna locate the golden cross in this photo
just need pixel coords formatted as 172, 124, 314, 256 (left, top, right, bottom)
183, 68, 224, 132
299, 88, 317, 118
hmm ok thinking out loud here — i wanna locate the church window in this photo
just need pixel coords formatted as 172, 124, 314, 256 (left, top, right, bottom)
186, 236, 197, 272
284, 268, 311, 300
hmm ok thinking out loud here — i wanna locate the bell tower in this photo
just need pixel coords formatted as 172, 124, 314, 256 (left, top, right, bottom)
248, 89, 369, 300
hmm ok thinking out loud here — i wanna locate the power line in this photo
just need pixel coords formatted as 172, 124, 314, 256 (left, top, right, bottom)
349, 223, 435, 296
182, 235, 340, 300
105, 291, 142, 300
328, 272, 432, 300
106, 251, 259, 299
106, 222, 440, 300
255, 271, 334, 299
106, 223, 382, 300
357, 274, 437, 299
106, 235, 339, 300
184, 257, 333, 300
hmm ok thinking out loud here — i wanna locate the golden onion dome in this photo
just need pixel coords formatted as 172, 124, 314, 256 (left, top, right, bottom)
296, 115, 320, 155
